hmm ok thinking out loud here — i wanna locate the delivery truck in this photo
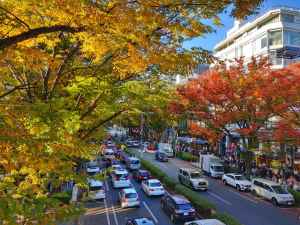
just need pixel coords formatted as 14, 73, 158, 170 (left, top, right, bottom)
200, 154, 224, 178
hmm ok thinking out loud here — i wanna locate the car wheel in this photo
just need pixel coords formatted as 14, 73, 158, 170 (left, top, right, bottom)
223, 179, 227, 185
170, 214, 176, 223
272, 198, 278, 206
252, 189, 257, 196
236, 185, 241, 191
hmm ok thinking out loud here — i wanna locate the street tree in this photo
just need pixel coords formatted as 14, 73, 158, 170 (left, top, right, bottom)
0, 0, 263, 223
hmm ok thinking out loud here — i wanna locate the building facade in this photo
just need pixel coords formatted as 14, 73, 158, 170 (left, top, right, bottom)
214, 6, 300, 69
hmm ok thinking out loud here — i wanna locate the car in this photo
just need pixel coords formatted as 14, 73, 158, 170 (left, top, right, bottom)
155, 151, 169, 162
126, 140, 140, 148
178, 168, 208, 191
126, 218, 155, 225
251, 178, 295, 206
142, 179, 165, 196
111, 164, 125, 174
119, 188, 140, 208
222, 173, 251, 191
125, 157, 141, 171
133, 169, 151, 182
184, 219, 226, 225
111, 170, 131, 188
88, 179, 105, 200
86, 165, 101, 176
161, 193, 196, 223
103, 149, 115, 161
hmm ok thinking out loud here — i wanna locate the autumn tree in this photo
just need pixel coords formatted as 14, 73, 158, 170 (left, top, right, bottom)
0, 0, 263, 223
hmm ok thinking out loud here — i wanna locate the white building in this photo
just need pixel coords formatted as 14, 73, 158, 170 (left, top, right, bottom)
214, 6, 300, 69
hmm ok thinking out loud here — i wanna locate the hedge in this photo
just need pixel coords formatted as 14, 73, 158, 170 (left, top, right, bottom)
52, 191, 72, 204
289, 189, 300, 206
163, 176, 178, 189
175, 184, 216, 217
141, 159, 167, 180
177, 151, 198, 162
210, 213, 242, 225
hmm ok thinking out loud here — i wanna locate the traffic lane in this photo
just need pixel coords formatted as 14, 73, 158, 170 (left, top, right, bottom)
133, 149, 300, 225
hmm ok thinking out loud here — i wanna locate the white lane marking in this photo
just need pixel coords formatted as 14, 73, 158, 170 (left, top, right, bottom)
105, 181, 110, 191
111, 205, 119, 225
227, 189, 258, 204
143, 201, 159, 224
104, 198, 111, 225
208, 191, 232, 205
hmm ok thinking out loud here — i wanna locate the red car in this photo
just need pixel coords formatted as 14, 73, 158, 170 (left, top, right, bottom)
133, 170, 151, 182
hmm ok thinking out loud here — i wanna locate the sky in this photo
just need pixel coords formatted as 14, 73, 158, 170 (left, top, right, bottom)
183, 0, 300, 51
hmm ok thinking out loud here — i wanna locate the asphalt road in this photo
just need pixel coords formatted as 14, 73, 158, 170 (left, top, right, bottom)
81, 163, 174, 225
132, 149, 300, 225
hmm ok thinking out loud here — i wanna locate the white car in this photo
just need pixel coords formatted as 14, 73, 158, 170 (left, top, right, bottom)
119, 188, 140, 208
222, 173, 251, 191
184, 219, 226, 225
112, 170, 131, 188
103, 149, 115, 161
111, 164, 125, 174
88, 179, 105, 200
251, 178, 295, 206
86, 165, 101, 176
142, 179, 165, 196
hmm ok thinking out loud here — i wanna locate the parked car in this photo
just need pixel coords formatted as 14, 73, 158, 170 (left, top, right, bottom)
125, 157, 141, 171
126, 218, 155, 225
133, 169, 151, 182
88, 179, 105, 200
178, 168, 208, 191
251, 178, 295, 206
222, 173, 251, 191
155, 151, 168, 162
184, 219, 226, 225
112, 170, 131, 188
119, 188, 140, 208
161, 193, 196, 223
142, 179, 165, 196
86, 165, 101, 176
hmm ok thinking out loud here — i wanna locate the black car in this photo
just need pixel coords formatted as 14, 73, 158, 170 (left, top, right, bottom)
161, 193, 196, 223
133, 169, 151, 182
155, 151, 168, 162
126, 218, 155, 225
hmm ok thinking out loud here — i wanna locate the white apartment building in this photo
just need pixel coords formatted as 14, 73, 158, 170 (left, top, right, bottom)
214, 6, 300, 69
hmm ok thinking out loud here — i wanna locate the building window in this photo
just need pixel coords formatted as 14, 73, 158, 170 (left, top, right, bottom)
269, 30, 282, 46
269, 50, 282, 66
282, 14, 295, 23
261, 37, 267, 48
284, 30, 300, 46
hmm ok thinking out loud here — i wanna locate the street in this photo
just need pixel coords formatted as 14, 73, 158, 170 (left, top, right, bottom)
82, 167, 173, 225
130, 149, 300, 225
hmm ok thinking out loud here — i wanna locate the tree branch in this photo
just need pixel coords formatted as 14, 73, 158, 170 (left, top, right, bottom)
0, 6, 31, 30
0, 25, 84, 50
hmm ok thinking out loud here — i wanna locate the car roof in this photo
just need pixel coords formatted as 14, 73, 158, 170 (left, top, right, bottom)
123, 188, 137, 194
180, 168, 200, 173
138, 169, 149, 173
226, 173, 242, 176
115, 170, 128, 175
89, 179, 103, 187
147, 179, 160, 183
134, 218, 155, 225
252, 178, 279, 186
129, 156, 139, 160
105, 149, 114, 152
186, 219, 226, 225
170, 194, 190, 204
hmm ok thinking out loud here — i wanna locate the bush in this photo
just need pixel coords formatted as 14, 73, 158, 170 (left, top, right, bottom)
289, 189, 300, 206
141, 159, 166, 180
177, 151, 198, 162
163, 176, 178, 189
175, 184, 216, 217
210, 213, 242, 225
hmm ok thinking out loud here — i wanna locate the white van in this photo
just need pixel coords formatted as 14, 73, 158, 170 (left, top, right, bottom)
126, 157, 140, 171
251, 178, 295, 206
112, 170, 131, 188
88, 179, 105, 200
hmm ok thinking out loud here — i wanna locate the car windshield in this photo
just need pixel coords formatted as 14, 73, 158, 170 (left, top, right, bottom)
116, 174, 128, 180
149, 182, 161, 187
190, 172, 201, 179
90, 186, 103, 191
213, 166, 224, 172
131, 160, 139, 164
176, 203, 192, 210
235, 175, 246, 180
272, 185, 289, 194
140, 171, 149, 176
87, 171, 97, 176
125, 192, 137, 198
105, 152, 114, 155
